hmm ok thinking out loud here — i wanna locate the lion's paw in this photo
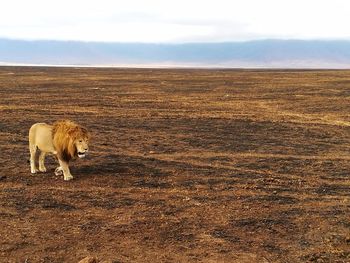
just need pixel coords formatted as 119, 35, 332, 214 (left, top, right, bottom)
39, 167, 47, 173
64, 175, 74, 181
55, 167, 63, 176
31, 168, 38, 174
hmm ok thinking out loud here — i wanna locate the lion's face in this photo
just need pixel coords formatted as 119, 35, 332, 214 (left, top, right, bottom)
75, 137, 89, 158
52, 120, 91, 162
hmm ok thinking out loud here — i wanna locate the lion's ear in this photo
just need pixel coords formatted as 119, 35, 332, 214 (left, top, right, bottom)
86, 131, 91, 140
81, 127, 90, 138
67, 127, 79, 138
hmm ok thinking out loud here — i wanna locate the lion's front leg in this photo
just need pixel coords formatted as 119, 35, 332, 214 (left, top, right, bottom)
58, 159, 73, 181
55, 166, 63, 176
38, 152, 47, 172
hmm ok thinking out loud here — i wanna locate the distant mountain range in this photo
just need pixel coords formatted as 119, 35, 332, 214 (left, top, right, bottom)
1, 38, 350, 68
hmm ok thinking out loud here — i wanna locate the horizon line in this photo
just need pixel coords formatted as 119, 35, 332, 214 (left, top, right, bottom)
1, 62, 349, 70
2, 37, 350, 44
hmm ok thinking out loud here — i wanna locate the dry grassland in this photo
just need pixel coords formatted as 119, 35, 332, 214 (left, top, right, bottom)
0, 67, 349, 262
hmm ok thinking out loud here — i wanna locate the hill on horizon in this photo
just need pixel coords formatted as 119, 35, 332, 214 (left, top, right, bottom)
1, 38, 350, 68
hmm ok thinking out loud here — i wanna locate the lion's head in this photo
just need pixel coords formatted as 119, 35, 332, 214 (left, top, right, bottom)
52, 120, 90, 162
69, 127, 90, 158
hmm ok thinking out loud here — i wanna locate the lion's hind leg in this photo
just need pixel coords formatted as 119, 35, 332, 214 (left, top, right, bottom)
38, 151, 47, 172
29, 143, 38, 174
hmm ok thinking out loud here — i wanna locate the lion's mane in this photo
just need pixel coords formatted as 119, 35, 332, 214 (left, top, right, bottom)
52, 120, 90, 162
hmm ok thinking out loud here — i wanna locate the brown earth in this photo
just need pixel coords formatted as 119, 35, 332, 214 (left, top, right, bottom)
0, 67, 349, 263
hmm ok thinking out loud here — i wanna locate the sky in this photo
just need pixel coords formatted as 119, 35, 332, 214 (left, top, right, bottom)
1, 0, 350, 43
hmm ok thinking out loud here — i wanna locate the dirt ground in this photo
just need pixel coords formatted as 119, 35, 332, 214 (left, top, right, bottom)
0, 67, 349, 263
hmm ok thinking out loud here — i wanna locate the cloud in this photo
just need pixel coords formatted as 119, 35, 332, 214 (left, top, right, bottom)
1, 0, 350, 42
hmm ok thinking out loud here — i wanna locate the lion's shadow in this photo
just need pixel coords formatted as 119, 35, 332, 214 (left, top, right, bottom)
72, 154, 171, 179
73, 154, 131, 176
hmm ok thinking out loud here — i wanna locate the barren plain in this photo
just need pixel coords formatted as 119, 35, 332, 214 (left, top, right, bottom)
0, 67, 349, 262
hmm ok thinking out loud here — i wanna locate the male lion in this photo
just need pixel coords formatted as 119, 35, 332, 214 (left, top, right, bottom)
29, 120, 90, 181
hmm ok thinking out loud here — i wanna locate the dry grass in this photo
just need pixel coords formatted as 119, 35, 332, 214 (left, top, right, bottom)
0, 67, 349, 263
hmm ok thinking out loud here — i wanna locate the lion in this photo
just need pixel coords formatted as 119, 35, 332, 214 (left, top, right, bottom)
29, 120, 90, 181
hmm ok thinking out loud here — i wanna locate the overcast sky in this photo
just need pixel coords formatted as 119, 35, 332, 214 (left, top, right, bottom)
1, 0, 350, 43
